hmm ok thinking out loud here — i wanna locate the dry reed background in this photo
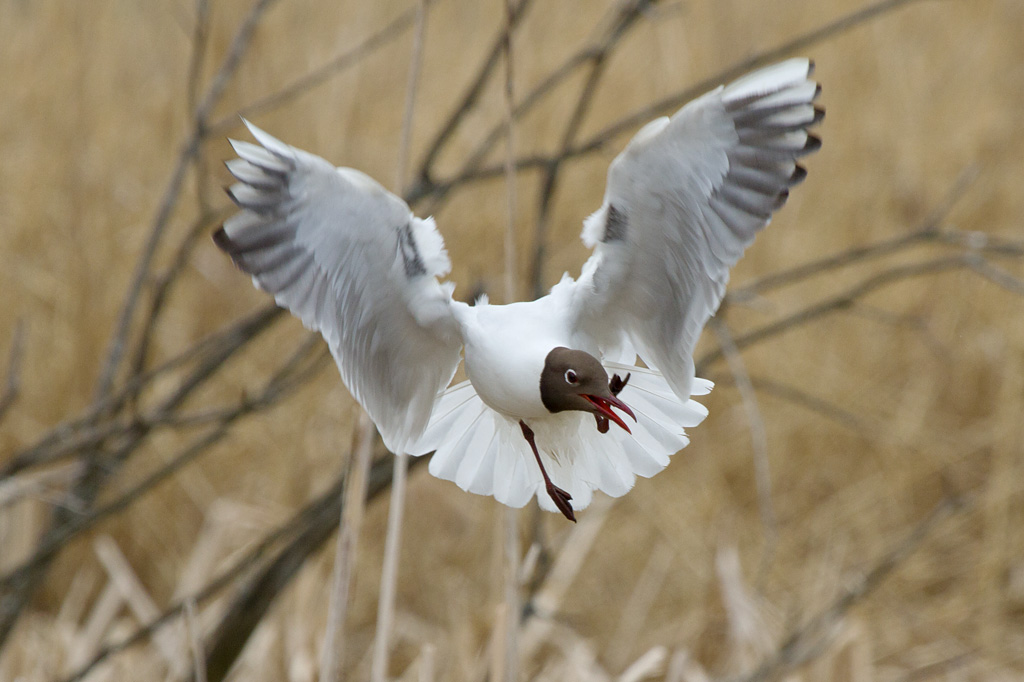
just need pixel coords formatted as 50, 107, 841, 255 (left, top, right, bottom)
2, 0, 1024, 680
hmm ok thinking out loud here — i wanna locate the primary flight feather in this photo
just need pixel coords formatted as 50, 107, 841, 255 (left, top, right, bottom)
215, 58, 823, 521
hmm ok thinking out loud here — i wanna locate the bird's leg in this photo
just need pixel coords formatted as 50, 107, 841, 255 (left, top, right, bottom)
595, 373, 631, 434
519, 420, 575, 523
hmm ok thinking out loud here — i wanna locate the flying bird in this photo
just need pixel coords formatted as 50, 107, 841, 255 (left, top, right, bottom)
214, 58, 823, 522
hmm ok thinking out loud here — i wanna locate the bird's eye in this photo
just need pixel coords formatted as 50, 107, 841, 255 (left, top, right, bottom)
564, 369, 578, 384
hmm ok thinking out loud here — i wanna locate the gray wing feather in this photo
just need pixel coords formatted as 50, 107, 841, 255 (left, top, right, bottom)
215, 120, 462, 453
572, 58, 822, 399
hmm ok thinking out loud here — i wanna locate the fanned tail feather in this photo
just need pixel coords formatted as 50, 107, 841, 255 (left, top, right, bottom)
412, 365, 712, 513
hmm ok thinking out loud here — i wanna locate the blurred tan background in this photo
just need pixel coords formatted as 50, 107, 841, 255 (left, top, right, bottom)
2, 0, 1024, 680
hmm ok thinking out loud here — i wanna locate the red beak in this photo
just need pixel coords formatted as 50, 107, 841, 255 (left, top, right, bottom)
582, 394, 637, 434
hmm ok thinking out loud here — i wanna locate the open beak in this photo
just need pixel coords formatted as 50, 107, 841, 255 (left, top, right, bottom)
583, 393, 637, 434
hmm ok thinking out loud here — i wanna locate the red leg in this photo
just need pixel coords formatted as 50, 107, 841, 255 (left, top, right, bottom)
519, 420, 576, 522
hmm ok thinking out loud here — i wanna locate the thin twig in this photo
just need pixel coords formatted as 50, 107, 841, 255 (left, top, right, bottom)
371, 5, 429, 676
520, 496, 614, 660
499, 4, 521, 680
184, 599, 207, 682
320, 412, 376, 682
710, 319, 777, 574
186, 0, 212, 115
0, 320, 25, 426
965, 255, 1024, 297
501, 0, 520, 305
370, 450, 408, 682
394, 0, 427, 194
189, 0, 215, 216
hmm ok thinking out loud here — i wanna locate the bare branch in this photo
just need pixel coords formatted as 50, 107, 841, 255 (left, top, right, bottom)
93, 0, 281, 403
965, 255, 1024, 297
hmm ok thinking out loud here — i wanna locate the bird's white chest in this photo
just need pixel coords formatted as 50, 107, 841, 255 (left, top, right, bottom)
458, 303, 567, 420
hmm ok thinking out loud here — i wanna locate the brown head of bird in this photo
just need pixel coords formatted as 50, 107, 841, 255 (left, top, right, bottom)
539, 347, 636, 433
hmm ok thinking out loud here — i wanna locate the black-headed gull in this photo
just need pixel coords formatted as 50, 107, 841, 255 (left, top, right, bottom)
215, 58, 822, 521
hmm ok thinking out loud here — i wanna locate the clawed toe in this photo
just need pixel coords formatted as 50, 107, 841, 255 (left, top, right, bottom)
546, 482, 576, 522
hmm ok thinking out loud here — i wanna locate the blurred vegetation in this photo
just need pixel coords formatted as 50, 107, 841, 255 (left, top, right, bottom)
1, 0, 1024, 680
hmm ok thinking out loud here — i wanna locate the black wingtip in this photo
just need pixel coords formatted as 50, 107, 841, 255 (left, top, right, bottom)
800, 134, 822, 156
813, 83, 822, 101
789, 164, 808, 186
773, 188, 790, 210
811, 106, 826, 127
212, 226, 232, 251
807, 59, 815, 77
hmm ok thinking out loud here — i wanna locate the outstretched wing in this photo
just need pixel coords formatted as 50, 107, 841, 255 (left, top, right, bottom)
569, 58, 822, 399
214, 120, 463, 453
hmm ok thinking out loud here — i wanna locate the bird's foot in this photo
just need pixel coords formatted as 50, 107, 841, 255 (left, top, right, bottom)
595, 373, 630, 433
546, 482, 576, 523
